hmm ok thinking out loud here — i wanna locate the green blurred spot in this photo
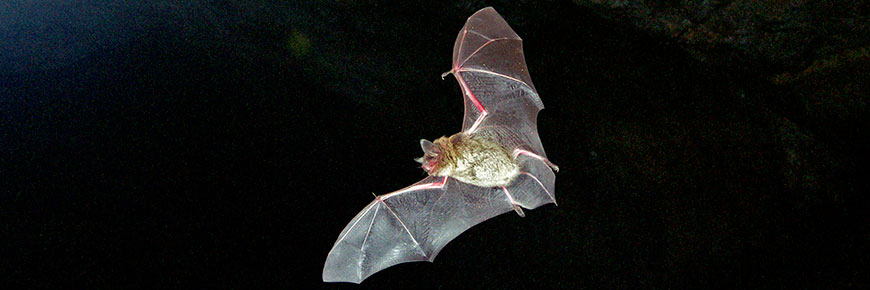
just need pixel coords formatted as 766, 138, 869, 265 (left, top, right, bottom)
287, 30, 311, 57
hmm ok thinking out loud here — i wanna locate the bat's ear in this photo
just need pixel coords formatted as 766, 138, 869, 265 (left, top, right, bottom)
418, 139, 441, 173
420, 139, 438, 155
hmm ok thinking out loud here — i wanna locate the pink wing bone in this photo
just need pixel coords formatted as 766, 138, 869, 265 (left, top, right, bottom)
451, 67, 535, 133
452, 68, 487, 133
379, 176, 448, 199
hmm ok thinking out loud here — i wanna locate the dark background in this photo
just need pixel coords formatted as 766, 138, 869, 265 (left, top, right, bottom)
3, 0, 868, 288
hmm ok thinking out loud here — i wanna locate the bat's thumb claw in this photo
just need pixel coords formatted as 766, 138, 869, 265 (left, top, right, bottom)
440, 69, 454, 80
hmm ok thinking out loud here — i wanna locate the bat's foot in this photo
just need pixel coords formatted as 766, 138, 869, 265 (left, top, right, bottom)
546, 161, 560, 173
513, 149, 560, 172
512, 204, 526, 217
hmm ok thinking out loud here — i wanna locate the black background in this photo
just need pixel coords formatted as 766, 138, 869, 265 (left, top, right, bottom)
3, 1, 868, 288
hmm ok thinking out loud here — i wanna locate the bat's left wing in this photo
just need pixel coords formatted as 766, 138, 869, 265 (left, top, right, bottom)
322, 176, 515, 283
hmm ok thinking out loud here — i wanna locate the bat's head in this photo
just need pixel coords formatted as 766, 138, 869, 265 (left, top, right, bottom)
415, 139, 442, 174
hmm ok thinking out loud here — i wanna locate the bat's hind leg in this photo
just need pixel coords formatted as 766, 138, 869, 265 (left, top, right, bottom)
513, 149, 560, 172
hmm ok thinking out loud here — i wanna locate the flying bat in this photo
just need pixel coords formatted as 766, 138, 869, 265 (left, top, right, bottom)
322, 7, 559, 283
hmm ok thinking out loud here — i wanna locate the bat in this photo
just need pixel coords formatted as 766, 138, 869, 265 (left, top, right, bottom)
322, 7, 559, 283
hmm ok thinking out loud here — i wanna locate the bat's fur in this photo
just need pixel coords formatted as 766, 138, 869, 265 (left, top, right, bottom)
426, 133, 520, 188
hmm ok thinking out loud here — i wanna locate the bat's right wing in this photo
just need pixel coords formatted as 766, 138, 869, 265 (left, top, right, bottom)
322, 176, 516, 283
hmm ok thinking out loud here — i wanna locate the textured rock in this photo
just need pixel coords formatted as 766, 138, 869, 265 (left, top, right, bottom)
577, 0, 868, 206
577, 0, 869, 72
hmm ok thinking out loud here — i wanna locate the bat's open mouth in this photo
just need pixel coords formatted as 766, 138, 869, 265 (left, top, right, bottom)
421, 160, 437, 173
416, 155, 438, 173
